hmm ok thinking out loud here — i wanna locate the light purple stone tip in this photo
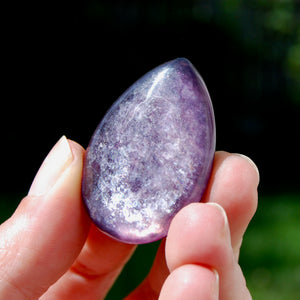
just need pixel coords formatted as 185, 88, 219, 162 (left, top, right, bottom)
82, 58, 216, 244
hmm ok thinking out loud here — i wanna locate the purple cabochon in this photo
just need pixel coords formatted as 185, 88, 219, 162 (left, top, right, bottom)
82, 58, 216, 244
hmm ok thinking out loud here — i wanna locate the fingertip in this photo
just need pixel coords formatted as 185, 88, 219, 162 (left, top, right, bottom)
233, 153, 260, 186
67, 139, 85, 157
166, 203, 232, 273
159, 264, 219, 300
205, 202, 229, 228
206, 151, 259, 200
28, 136, 74, 196
224, 154, 259, 222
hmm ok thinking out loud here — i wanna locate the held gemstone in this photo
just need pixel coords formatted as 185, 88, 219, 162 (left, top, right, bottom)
82, 58, 216, 244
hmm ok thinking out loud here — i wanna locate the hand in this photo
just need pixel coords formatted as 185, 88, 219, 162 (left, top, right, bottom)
0, 136, 259, 299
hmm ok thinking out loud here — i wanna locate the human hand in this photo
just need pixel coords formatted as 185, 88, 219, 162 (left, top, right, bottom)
0, 136, 259, 299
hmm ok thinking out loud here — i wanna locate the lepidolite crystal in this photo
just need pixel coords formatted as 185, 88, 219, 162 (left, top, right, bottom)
82, 58, 216, 244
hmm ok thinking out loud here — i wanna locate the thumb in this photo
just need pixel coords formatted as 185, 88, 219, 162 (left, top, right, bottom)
0, 136, 91, 299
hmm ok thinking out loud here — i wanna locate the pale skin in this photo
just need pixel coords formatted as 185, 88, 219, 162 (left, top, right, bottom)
0, 136, 259, 299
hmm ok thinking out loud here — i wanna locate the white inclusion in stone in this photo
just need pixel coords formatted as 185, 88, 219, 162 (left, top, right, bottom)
146, 68, 169, 100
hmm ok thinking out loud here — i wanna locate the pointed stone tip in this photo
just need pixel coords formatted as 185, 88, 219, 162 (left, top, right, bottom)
169, 58, 199, 80
173, 57, 192, 65
159, 58, 193, 72
168, 58, 195, 73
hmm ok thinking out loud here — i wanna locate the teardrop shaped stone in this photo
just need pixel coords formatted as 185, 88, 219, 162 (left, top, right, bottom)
82, 58, 216, 244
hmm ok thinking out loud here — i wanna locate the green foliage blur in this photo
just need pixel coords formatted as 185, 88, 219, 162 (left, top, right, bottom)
219, 0, 300, 105
85, 0, 300, 106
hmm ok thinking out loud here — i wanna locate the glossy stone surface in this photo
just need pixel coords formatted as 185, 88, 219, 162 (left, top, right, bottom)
82, 58, 216, 244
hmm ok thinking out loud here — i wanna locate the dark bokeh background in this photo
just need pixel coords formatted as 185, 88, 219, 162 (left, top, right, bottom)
2, 0, 299, 193
1, 1, 300, 299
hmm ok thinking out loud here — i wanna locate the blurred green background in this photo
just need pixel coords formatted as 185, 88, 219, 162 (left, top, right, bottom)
1, 0, 300, 299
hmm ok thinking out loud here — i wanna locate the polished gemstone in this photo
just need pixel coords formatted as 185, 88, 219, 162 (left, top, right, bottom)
82, 58, 216, 244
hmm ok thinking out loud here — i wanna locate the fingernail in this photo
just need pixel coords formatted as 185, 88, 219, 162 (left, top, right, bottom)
206, 202, 229, 228
233, 153, 260, 182
28, 136, 73, 196
211, 268, 219, 298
